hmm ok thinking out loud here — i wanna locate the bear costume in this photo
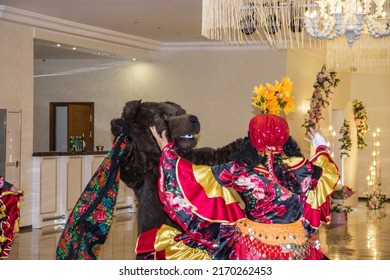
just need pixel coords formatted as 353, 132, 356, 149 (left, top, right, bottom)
110, 100, 243, 257
56, 100, 243, 260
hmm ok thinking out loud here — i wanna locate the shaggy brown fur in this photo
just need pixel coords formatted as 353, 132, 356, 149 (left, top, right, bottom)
111, 100, 243, 244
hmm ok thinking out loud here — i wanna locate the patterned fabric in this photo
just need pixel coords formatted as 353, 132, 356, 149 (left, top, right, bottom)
56, 135, 129, 260
137, 142, 339, 260
0, 176, 23, 259
303, 146, 340, 235
137, 224, 212, 260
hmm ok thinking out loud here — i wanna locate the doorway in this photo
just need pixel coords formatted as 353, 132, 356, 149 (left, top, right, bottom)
0, 110, 22, 188
49, 102, 94, 152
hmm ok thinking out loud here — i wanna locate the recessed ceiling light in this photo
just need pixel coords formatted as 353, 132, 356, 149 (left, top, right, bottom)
72, 47, 77, 50
56, 43, 61, 47
132, 58, 136, 61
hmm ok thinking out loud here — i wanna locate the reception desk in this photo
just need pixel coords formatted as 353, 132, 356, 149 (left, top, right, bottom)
32, 151, 136, 228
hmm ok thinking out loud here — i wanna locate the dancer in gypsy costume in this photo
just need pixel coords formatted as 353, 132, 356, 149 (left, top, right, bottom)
0, 176, 23, 259
136, 78, 340, 260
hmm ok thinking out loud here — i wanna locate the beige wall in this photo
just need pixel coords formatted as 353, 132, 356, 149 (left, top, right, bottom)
0, 20, 34, 227
286, 49, 328, 156
34, 49, 288, 151
287, 49, 390, 198
34, 58, 128, 151
350, 73, 390, 197
129, 49, 289, 148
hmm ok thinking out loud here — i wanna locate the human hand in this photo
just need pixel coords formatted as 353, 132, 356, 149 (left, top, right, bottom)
304, 127, 327, 148
150, 126, 169, 150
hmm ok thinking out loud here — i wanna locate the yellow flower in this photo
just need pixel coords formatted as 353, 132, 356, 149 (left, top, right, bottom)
282, 96, 295, 115
252, 76, 295, 115
267, 98, 281, 115
281, 77, 293, 93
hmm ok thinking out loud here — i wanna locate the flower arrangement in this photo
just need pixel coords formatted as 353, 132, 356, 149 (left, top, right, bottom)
339, 120, 352, 158
331, 185, 354, 200
252, 77, 295, 115
302, 65, 340, 134
365, 190, 387, 210
352, 99, 369, 150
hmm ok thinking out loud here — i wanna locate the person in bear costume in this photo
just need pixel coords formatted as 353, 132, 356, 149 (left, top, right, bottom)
56, 99, 244, 260
110, 100, 244, 258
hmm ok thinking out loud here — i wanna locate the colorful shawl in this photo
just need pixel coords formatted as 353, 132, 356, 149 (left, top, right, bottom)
56, 133, 129, 260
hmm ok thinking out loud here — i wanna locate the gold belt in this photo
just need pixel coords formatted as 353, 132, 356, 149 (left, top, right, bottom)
237, 218, 307, 245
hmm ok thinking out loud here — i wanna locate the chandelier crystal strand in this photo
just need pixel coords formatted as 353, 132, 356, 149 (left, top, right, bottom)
201, 0, 313, 48
326, 34, 390, 73
304, 0, 390, 47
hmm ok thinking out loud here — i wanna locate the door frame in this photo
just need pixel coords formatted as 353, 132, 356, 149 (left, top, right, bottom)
0, 109, 22, 188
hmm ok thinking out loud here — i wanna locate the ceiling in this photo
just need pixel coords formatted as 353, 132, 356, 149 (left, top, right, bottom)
0, 0, 205, 59
2, 0, 390, 71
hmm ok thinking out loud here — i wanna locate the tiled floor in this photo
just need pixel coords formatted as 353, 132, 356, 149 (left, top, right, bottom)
318, 201, 390, 260
4, 201, 390, 260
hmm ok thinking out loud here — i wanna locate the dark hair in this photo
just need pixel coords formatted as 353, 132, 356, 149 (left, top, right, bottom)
230, 135, 303, 191
282, 136, 303, 157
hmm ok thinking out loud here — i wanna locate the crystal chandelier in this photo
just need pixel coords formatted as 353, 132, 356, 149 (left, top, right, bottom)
304, 0, 390, 47
201, 0, 390, 48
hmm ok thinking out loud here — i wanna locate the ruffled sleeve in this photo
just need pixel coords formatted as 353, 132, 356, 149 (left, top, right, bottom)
0, 187, 23, 259
302, 146, 340, 235
157, 143, 245, 249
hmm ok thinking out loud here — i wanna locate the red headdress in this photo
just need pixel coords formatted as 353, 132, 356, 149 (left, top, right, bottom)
249, 114, 289, 153
250, 77, 295, 185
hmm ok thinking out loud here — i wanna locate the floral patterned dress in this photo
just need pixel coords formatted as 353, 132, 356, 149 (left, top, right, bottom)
136, 143, 339, 260
0, 176, 23, 259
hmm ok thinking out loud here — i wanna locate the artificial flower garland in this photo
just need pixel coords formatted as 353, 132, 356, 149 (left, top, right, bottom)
339, 120, 352, 158
352, 99, 369, 150
252, 77, 295, 115
302, 65, 340, 134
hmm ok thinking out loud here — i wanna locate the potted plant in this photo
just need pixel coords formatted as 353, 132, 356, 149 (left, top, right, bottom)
330, 185, 354, 224
330, 204, 353, 224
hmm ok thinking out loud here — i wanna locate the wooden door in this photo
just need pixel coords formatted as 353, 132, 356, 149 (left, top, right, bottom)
68, 103, 94, 152
50, 102, 94, 152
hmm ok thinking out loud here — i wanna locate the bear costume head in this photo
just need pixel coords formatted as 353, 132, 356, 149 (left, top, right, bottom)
111, 100, 202, 191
